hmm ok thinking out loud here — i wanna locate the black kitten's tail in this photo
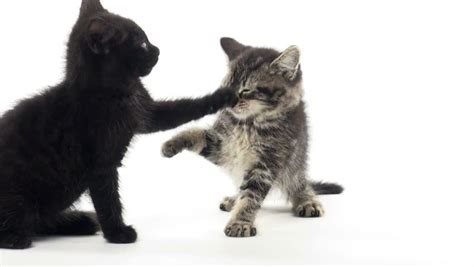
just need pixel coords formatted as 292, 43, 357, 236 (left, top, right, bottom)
310, 181, 344, 195
36, 211, 100, 236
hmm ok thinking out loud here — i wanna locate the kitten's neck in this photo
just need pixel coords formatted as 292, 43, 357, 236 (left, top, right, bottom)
226, 109, 288, 127
66, 53, 139, 96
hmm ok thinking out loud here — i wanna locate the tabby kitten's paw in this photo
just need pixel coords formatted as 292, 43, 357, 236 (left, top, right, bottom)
104, 225, 137, 244
294, 200, 325, 218
162, 138, 192, 158
224, 220, 257, 238
219, 196, 236, 212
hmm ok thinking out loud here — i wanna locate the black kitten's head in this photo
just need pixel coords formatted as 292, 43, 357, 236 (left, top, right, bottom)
67, 0, 160, 78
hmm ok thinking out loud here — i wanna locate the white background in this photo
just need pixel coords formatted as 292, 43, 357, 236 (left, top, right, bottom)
1, 0, 473, 265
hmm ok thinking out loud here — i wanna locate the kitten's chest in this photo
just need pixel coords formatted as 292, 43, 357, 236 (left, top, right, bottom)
220, 126, 261, 185
77, 97, 139, 163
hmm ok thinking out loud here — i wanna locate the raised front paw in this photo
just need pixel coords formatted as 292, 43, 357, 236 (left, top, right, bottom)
213, 86, 239, 109
294, 200, 325, 218
162, 138, 191, 158
104, 225, 137, 244
224, 220, 257, 238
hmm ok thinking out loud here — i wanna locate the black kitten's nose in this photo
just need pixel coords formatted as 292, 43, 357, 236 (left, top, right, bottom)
152, 45, 160, 57
149, 45, 160, 67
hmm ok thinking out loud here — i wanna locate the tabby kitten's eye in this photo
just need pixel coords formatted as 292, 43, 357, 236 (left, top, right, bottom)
141, 42, 148, 51
256, 87, 272, 95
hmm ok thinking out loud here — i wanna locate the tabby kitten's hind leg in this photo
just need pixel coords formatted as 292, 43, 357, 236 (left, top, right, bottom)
291, 183, 325, 218
219, 196, 236, 212
37, 211, 99, 236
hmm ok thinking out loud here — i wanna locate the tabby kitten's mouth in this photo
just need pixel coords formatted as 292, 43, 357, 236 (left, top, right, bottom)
234, 101, 249, 111
237, 101, 248, 107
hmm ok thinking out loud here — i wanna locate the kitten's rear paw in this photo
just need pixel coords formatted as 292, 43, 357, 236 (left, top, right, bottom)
0, 234, 33, 249
162, 139, 190, 158
294, 200, 325, 218
219, 196, 236, 212
224, 220, 257, 238
104, 225, 137, 244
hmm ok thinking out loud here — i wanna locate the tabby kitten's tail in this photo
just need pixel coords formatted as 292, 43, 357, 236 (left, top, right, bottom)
311, 182, 344, 195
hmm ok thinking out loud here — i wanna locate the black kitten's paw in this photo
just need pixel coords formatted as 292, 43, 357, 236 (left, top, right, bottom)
224, 220, 257, 238
0, 234, 33, 250
162, 138, 191, 158
219, 196, 236, 212
213, 87, 239, 108
294, 200, 325, 218
104, 225, 137, 244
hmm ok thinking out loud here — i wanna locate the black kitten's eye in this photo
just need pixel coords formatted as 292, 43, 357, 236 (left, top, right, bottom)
140, 42, 149, 51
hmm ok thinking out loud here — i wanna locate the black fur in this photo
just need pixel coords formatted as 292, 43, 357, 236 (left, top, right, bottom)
0, 0, 236, 249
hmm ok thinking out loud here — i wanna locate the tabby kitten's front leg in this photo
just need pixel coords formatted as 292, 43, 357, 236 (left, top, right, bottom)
162, 129, 208, 157
225, 165, 273, 238
162, 129, 222, 163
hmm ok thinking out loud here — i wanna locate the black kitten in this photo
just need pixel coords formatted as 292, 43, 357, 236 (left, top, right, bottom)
0, 0, 236, 249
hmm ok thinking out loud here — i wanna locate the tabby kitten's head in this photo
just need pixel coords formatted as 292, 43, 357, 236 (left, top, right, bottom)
67, 0, 160, 78
220, 38, 303, 120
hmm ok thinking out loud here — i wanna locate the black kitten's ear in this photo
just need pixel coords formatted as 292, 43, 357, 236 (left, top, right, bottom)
80, 0, 105, 17
270, 46, 301, 80
86, 19, 118, 55
221, 37, 248, 61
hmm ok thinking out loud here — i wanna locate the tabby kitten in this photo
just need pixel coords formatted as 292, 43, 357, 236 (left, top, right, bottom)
0, 0, 236, 249
162, 38, 343, 238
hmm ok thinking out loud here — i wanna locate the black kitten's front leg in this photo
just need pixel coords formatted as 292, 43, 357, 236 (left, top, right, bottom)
139, 87, 237, 134
89, 169, 137, 244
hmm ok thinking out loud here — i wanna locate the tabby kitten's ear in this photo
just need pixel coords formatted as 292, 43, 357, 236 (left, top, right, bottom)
80, 0, 105, 18
221, 37, 248, 61
86, 19, 122, 55
271, 46, 301, 81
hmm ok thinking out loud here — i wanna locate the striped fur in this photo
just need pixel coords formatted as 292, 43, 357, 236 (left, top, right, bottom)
162, 38, 343, 237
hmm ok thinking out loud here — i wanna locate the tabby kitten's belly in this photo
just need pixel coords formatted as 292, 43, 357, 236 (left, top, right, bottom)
220, 129, 258, 187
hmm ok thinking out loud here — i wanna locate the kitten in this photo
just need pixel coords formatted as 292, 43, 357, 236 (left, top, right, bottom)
162, 38, 343, 238
0, 0, 236, 249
